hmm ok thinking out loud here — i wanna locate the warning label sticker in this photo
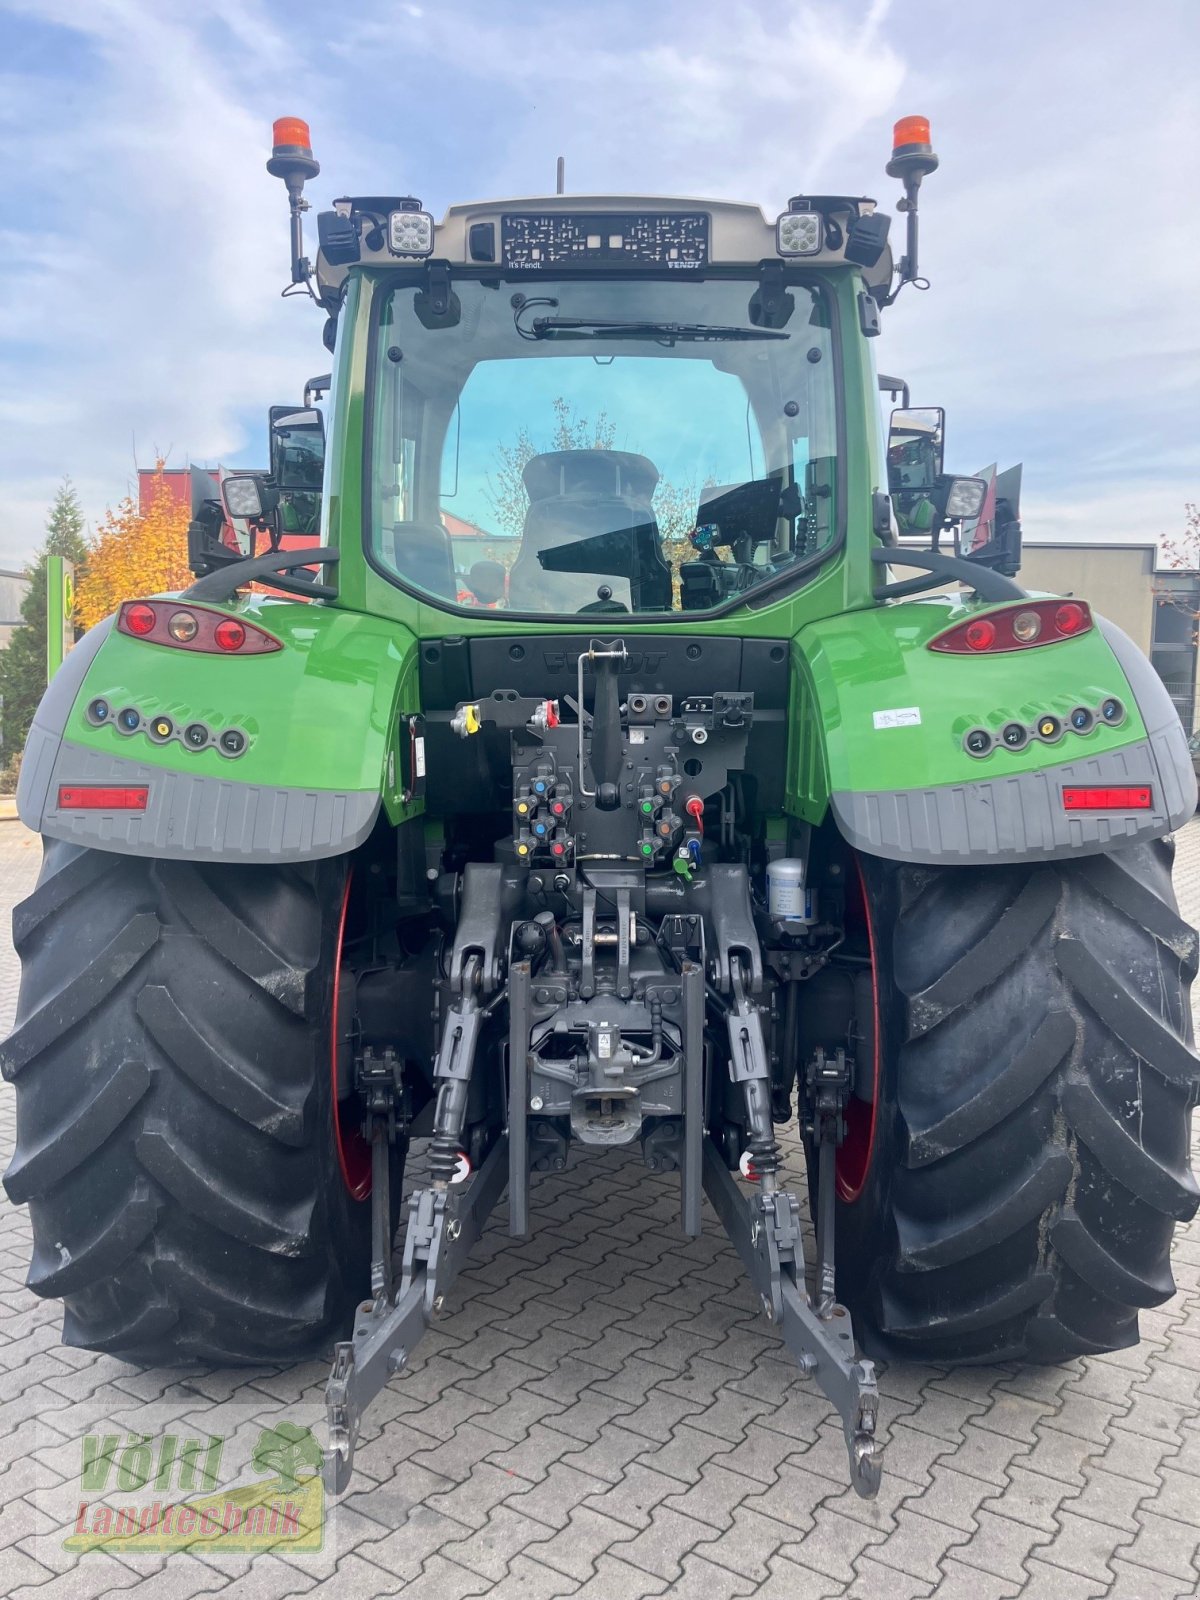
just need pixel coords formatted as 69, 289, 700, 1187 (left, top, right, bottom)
872, 707, 921, 730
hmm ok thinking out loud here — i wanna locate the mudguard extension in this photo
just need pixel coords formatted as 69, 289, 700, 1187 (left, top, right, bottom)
793, 605, 1196, 866
18, 601, 421, 863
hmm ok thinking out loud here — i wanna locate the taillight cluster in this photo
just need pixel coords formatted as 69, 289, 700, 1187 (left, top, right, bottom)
929, 600, 1091, 655
117, 601, 281, 655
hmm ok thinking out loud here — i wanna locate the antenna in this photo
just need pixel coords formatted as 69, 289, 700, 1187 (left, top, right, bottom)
556, 156, 565, 196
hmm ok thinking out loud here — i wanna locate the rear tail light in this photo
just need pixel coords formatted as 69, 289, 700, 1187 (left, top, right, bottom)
57, 785, 149, 810
1062, 786, 1152, 811
930, 599, 1093, 654
117, 601, 281, 655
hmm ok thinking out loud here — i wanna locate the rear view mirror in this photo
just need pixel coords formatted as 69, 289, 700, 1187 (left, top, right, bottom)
887, 407, 944, 494
269, 405, 326, 491
888, 406, 946, 538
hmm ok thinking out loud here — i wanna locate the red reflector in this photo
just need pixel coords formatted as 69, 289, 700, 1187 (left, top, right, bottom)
1062, 786, 1152, 811
57, 786, 149, 811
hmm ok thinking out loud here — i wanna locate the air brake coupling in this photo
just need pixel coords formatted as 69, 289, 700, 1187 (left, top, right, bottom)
451, 703, 482, 738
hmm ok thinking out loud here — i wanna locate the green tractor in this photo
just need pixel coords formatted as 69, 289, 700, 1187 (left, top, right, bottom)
5, 114, 1196, 1502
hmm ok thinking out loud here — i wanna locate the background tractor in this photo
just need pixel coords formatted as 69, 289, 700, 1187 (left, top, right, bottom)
4, 115, 1197, 1501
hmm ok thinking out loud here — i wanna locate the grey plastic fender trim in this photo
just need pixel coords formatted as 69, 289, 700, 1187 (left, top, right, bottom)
24, 737, 380, 863
832, 737, 1194, 866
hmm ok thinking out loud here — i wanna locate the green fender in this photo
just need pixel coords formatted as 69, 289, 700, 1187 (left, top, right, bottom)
787, 595, 1195, 863
18, 596, 423, 862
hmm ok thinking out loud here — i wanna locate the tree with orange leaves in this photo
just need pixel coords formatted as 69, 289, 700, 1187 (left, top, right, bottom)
76, 462, 192, 631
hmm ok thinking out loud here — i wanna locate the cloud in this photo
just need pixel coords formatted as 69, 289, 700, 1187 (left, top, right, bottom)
0, 0, 330, 561
0, 0, 1195, 564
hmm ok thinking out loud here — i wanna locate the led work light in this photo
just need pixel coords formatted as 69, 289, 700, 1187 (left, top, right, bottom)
388, 209, 435, 256
775, 210, 822, 256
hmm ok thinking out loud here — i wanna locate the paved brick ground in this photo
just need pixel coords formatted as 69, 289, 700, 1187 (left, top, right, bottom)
0, 819, 1198, 1598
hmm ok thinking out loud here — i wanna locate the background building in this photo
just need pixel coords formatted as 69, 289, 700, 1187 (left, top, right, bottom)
1022, 543, 1199, 733
0, 569, 31, 651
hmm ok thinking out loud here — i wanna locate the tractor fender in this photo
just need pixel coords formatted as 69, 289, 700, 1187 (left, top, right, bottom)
18, 599, 422, 863
790, 600, 1195, 866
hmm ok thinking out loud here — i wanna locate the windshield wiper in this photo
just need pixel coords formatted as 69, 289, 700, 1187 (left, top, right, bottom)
528, 317, 788, 344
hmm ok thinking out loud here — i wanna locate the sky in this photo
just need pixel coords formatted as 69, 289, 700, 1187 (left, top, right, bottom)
0, 0, 1196, 566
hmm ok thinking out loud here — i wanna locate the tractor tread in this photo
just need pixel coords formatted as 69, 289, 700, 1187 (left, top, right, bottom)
3, 1056, 153, 1203
1062, 1079, 1200, 1219
28, 1175, 161, 1296
136, 984, 308, 1146
844, 838, 1198, 1365
3, 838, 368, 1364
0, 914, 160, 1079
905, 1010, 1074, 1165
894, 1147, 1072, 1269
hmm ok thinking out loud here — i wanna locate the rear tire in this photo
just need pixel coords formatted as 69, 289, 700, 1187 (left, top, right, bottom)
837, 838, 1199, 1363
2, 839, 371, 1364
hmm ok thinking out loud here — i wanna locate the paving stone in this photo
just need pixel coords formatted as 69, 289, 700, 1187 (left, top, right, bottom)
1030, 1507, 1130, 1584
900, 1458, 998, 1533
864, 1504, 973, 1584
360, 1553, 487, 1599
526, 1503, 653, 1582
948, 1505, 1045, 1584
196, 1551, 317, 1597
565, 1553, 668, 1598
925, 1560, 1022, 1600
8, 1551, 147, 1600
502, 1461, 610, 1532
1067, 1462, 1152, 1535
438, 1503, 560, 1581
608, 1504, 716, 1581
1018, 1560, 1108, 1600
1149, 1464, 1200, 1527
982, 1463, 1075, 1535
635, 1421, 740, 1486
1107, 1554, 1200, 1598
1119, 1507, 1200, 1583
778, 1503, 889, 1584
843, 1557, 936, 1599
652, 1550, 759, 1599
1116, 1388, 1189, 1446
886, 1388, 987, 1445
482, 1551, 587, 1599
483, 1422, 583, 1485
0, 1547, 56, 1595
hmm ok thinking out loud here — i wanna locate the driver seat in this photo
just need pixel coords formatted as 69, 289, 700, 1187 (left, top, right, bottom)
507, 450, 671, 612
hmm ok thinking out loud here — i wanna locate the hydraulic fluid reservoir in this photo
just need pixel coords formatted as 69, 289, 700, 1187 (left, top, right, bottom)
767, 857, 817, 926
